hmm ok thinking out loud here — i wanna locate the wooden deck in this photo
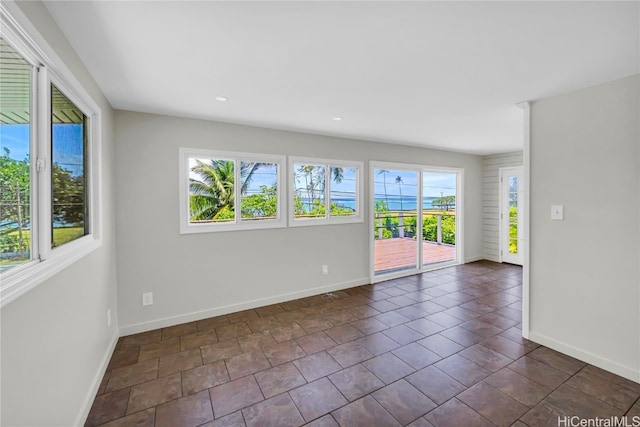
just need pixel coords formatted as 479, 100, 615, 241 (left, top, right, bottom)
375, 238, 456, 274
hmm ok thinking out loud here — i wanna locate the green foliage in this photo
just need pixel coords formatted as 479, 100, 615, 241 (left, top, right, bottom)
0, 227, 83, 254
374, 214, 398, 239
241, 185, 277, 219
1, 148, 30, 226
329, 203, 355, 217
375, 200, 389, 213
0, 233, 27, 253
374, 201, 394, 238
423, 215, 456, 244
52, 163, 86, 226
2, 148, 87, 255
189, 160, 276, 222
374, 213, 456, 245
380, 228, 393, 239
189, 160, 235, 221
1, 151, 86, 231
293, 195, 354, 218
404, 216, 417, 237
509, 206, 518, 253
1, 149, 30, 259
294, 196, 323, 216
293, 194, 305, 215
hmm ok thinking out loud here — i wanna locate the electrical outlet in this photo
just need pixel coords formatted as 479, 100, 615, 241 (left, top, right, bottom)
142, 292, 153, 306
551, 205, 564, 220
321, 265, 329, 275
107, 309, 111, 328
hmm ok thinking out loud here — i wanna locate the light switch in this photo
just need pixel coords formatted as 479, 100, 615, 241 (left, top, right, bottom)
551, 205, 564, 220
142, 292, 153, 306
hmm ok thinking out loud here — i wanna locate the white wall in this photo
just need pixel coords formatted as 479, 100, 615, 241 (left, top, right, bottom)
115, 111, 483, 333
0, 2, 118, 426
482, 152, 523, 261
529, 74, 640, 382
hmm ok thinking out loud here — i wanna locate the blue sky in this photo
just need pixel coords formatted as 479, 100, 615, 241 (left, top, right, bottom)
375, 170, 419, 198
189, 158, 280, 195
422, 171, 457, 198
0, 124, 30, 160
1, 123, 84, 176
374, 169, 456, 198
244, 163, 278, 195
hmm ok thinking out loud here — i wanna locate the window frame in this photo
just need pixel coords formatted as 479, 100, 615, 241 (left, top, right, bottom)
0, 5, 102, 307
179, 148, 286, 234
369, 160, 464, 282
289, 156, 363, 227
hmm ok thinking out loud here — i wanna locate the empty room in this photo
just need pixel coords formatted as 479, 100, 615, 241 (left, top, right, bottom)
1, 1, 638, 426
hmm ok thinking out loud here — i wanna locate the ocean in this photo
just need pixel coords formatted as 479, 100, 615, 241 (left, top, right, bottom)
315, 196, 455, 211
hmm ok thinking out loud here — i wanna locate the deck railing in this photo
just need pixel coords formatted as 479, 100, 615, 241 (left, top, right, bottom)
374, 210, 456, 245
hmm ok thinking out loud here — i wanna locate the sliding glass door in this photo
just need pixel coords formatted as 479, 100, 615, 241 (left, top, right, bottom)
372, 162, 461, 278
373, 168, 418, 275
422, 171, 458, 267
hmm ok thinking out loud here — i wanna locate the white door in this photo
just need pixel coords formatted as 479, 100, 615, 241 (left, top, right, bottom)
500, 167, 524, 265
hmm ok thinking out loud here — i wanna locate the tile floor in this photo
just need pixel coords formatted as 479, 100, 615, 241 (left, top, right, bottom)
86, 261, 640, 426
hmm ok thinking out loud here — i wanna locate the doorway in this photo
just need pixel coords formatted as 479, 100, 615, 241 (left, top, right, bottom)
500, 166, 524, 265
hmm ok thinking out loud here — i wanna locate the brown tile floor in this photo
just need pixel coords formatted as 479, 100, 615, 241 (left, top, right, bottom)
86, 261, 640, 426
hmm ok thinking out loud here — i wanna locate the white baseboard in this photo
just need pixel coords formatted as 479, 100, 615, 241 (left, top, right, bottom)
529, 331, 640, 384
464, 255, 485, 263
74, 330, 119, 426
119, 277, 370, 336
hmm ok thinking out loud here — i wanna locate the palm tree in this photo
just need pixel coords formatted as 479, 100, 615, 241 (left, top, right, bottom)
296, 165, 344, 213
395, 175, 404, 210
378, 169, 389, 209
331, 167, 344, 184
189, 160, 234, 220
240, 162, 263, 195
297, 165, 321, 210
189, 160, 264, 221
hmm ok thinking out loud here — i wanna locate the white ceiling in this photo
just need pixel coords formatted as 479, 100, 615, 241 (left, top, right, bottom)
44, 1, 639, 155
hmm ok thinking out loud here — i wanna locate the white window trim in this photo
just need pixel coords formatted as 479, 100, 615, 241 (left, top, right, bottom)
0, 2, 103, 307
289, 156, 363, 227
179, 148, 286, 234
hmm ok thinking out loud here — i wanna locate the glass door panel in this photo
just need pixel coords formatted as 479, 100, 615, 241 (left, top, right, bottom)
422, 171, 457, 266
374, 169, 418, 275
508, 176, 519, 255
500, 166, 523, 265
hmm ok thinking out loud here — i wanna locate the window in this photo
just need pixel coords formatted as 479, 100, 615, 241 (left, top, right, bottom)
0, 37, 32, 271
0, 12, 101, 306
51, 84, 89, 247
179, 148, 285, 233
290, 157, 363, 226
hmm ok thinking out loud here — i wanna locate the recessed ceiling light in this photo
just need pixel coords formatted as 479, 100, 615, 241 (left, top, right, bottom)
215, 96, 228, 102
332, 117, 343, 121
